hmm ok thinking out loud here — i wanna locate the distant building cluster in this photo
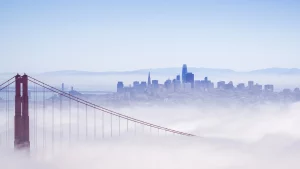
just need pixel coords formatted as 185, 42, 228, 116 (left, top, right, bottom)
114, 64, 300, 106
116, 64, 277, 95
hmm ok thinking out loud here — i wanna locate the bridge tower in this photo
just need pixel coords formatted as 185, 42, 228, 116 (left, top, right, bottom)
14, 74, 30, 150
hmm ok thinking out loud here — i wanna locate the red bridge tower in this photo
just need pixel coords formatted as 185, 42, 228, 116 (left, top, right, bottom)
14, 74, 30, 150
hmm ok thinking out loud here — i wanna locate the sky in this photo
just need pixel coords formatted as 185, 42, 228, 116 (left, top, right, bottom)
0, 0, 300, 73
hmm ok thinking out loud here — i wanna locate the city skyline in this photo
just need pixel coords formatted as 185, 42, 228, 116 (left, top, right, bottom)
116, 64, 286, 92
112, 64, 299, 109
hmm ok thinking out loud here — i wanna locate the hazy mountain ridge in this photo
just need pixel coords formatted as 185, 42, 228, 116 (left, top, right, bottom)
249, 68, 300, 75
41, 67, 300, 76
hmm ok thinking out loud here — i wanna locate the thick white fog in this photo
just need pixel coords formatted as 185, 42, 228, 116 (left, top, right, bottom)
1, 103, 300, 169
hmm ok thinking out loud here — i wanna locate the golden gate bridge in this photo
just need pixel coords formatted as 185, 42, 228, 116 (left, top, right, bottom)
0, 74, 195, 152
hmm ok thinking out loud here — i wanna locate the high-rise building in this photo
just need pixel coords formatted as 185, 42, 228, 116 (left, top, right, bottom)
148, 72, 151, 86
248, 81, 254, 90
264, 84, 274, 92
217, 81, 226, 89
133, 81, 139, 88
185, 72, 194, 88
182, 64, 188, 83
225, 81, 234, 90
237, 83, 245, 90
152, 80, 159, 89
117, 81, 124, 93
164, 79, 172, 89
140, 81, 147, 90
176, 75, 180, 81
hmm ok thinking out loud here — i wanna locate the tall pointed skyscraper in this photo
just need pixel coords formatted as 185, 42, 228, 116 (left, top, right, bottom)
148, 72, 151, 86
182, 64, 188, 83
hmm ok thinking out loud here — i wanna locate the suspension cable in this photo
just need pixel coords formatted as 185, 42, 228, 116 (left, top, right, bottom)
0, 76, 15, 87
28, 78, 195, 136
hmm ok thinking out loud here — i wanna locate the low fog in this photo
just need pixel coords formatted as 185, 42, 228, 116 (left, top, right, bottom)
1, 103, 300, 169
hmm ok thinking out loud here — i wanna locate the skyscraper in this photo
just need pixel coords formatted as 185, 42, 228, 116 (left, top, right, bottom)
176, 75, 180, 81
182, 64, 187, 83
117, 81, 124, 93
185, 72, 194, 88
148, 72, 151, 86
152, 80, 159, 89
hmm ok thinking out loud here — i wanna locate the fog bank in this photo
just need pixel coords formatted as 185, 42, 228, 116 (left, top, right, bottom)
1, 103, 300, 168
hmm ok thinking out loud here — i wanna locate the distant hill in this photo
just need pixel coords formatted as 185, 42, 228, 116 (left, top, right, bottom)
41, 67, 237, 76
250, 68, 300, 75
41, 67, 300, 76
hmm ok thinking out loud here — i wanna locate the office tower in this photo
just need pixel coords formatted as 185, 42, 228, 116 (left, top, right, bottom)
226, 81, 234, 90
217, 81, 226, 89
194, 80, 201, 89
182, 64, 188, 83
133, 81, 139, 88
185, 72, 194, 88
176, 75, 180, 81
140, 81, 147, 90
117, 81, 124, 93
264, 84, 274, 92
164, 79, 172, 89
237, 83, 245, 90
148, 72, 151, 86
152, 80, 159, 89
254, 83, 262, 91
248, 81, 254, 90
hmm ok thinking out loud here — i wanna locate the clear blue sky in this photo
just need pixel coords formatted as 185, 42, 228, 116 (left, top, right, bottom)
1, 0, 299, 73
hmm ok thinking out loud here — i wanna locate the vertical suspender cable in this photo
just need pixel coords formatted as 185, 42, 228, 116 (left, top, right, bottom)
119, 116, 120, 136
5, 86, 8, 145
127, 119, 128, 132
110, 114, 112, 137
86, 105, 88, 140
142, 124, 144, 134
69, 95, 71, 142
102, 111, 104, 139
77, 101, 79, 140
35, 83, 37, 149
60, 93, 62, 144
43, 85, 45, 149
134, 122, 136, 136
35, 83, 38, 149
52, 95, 54, 151
7, 85, 9, 143
33, 82, 36, 149
94, 108, 96, 139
